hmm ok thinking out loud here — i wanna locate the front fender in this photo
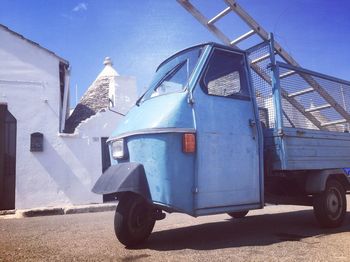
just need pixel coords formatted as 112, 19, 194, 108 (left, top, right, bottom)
92, 162, 151, 200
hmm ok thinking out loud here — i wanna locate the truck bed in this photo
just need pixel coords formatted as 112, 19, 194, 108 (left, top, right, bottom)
264, 127, 350, 171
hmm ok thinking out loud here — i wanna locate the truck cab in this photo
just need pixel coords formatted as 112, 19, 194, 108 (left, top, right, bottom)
93, 41, 350, 247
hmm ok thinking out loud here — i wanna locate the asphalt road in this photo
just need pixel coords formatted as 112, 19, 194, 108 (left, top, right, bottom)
1, 200, 350, 261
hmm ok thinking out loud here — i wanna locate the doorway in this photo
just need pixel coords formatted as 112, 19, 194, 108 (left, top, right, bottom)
101, 137, 114, 202
0, 104, 17, 210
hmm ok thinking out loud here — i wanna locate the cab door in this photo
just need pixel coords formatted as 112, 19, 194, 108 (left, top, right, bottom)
193, 47, 262, 214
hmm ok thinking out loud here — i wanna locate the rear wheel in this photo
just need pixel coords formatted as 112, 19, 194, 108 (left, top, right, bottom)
313, 179, 347, 228
114, 194, 155, 247
228, 210, 249, 219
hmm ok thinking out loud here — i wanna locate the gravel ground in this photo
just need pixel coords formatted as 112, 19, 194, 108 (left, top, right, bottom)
1, 199, 350, 261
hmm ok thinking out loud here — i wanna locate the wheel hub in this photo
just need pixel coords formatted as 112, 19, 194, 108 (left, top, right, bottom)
131, 205, 148, 229
326, 188, 342, 219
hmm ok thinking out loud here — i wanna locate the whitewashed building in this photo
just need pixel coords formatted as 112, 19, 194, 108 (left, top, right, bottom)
0, 24, 137, 210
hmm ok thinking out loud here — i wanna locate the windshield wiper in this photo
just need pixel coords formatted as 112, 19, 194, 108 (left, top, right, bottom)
135, 92, 146, 107
154, 59, 186, 90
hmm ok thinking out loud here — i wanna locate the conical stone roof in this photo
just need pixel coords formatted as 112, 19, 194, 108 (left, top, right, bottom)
64, 57, 118, 133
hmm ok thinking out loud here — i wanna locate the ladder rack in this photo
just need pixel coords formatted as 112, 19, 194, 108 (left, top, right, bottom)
177, 0, 350, 131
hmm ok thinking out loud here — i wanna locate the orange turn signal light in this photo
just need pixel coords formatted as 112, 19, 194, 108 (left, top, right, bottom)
183, 133, 196, 153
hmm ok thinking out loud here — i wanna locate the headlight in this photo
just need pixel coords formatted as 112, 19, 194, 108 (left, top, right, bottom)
111, 139, 127, 159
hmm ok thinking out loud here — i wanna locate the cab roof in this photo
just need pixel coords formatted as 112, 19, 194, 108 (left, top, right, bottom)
156, 42, 246, 71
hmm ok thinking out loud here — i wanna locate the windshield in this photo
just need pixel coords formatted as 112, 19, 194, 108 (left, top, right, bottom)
140, 46, 203, 102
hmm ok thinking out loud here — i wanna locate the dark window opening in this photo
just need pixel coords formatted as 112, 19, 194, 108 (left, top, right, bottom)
201, 48, 250, 100
59, 62, 65, 133
101, 137, 115, 202
59, 62, 66, 109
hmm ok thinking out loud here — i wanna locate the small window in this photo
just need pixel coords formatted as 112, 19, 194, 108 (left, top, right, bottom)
202, 48, 249, 99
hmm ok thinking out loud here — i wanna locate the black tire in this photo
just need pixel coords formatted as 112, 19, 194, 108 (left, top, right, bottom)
313, 179, 347, 228
114, 194, 155, 247
228, 210, 249, 219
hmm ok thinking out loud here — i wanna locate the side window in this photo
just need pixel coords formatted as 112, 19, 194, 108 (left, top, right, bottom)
202, 49, 249, 99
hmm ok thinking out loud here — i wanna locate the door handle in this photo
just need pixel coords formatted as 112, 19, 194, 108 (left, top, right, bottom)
249, 119, 256, 140
249, 119, 256, 128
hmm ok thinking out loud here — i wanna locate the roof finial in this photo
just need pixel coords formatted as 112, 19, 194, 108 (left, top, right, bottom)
104, 57, 113, 66
96, 56, 119, 78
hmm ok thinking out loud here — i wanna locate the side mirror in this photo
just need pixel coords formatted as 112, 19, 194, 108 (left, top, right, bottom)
187, 89, 195, 105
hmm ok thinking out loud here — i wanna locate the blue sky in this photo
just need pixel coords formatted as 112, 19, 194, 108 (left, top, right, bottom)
1, 0, 350, 107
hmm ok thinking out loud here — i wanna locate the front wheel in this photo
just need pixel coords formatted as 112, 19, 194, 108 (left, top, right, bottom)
228, 210, 249, 219
313, 179, 347, 228
114, 194, 155, 247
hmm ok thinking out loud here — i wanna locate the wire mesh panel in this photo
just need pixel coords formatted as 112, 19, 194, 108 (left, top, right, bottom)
278, 63, 350, 132
247, 42, 350, 132
247, 42, 276, 128
277, 66, 320, 130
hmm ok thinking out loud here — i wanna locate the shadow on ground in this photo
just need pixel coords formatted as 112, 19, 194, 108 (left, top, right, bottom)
134, 210, 350, 251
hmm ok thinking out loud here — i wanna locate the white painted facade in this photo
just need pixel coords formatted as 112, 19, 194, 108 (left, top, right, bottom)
0, 25, 137, 209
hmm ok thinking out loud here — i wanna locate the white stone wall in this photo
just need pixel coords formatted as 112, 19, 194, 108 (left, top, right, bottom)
55, 110, 124, 207
110, 76, 138, 115
0, 27, 72, 208
0, 27, 137, 209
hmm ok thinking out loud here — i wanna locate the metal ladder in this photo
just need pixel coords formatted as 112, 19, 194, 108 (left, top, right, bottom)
177, 0, 350, 130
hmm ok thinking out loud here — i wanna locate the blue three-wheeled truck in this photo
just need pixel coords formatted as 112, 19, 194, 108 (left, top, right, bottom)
93, 36, 350, 247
